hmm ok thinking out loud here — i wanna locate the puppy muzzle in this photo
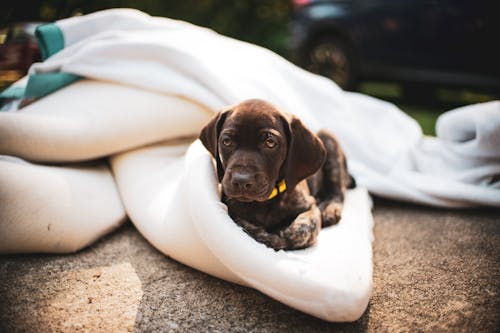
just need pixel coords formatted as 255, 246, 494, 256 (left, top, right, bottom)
222, 170, 271, 202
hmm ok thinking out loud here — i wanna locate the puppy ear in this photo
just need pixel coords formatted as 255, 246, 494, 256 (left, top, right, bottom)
199, 109, 231, 181
199, 109, 231, 157
282, 115, 326, 190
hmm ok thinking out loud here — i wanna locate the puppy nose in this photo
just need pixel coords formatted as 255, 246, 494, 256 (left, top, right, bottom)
231, 172, 255, 191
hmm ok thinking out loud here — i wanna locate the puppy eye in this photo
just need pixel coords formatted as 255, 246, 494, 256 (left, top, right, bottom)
264, 138, 277, 149
221, 137, 232, 147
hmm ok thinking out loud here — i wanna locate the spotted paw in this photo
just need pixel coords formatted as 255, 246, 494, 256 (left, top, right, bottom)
320, 202, 343, 227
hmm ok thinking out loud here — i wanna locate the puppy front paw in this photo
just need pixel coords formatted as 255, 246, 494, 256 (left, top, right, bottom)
279, 208, 321, 249
235, 218, 287, 250
250, 229, 287, 250
319, 201, 343, 227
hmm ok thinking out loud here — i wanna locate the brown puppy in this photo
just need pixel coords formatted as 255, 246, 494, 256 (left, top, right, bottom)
200, 99, 354, 250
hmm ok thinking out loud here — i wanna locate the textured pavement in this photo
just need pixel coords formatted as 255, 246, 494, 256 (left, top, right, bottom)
1, 198, 499, 332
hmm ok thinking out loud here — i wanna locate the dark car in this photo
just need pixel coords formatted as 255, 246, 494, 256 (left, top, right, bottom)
0, 22, 42, 75
291, 0, 500, 91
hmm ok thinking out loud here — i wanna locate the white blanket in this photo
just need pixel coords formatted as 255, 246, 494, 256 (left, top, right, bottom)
1, 8, 499, 322
7, 8, 500, 207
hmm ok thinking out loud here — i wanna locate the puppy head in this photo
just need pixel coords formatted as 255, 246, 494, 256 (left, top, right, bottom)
200, 99, 325, 202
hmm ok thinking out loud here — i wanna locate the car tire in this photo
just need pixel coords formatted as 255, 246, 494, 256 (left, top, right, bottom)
302, 36, 357, 90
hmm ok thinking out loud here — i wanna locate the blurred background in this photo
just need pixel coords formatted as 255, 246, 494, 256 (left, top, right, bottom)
1, 0, 499, 135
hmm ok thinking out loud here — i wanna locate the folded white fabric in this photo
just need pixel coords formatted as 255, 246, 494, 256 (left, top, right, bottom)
387, 101, 500, 207
437, 100, 500, 159
0, 80, 211, 162
110, 140, 374, 322
109, 139, 242, 284
0, 156, 126, 253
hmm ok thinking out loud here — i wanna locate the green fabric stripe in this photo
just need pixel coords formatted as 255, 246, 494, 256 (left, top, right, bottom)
0, 86, 26, 99
0, 72, 81, 103
35, 23, 65, 60
25, 73, 80, 98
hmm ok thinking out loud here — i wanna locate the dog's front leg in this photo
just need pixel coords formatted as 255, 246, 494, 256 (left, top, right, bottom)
313, 130, 353, 227
278, 204, 322, 250
234, 218, 287, 250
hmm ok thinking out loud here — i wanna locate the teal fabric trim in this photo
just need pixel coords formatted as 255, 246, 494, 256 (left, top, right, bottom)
25, 73, 80, 98
0, 86, 26, 99
35, 23, 65, 60
28, 23, 80, 97
0, 22, 77, 104
0, 73, 81, 103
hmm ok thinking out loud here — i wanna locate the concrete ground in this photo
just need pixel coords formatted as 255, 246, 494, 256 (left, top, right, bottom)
0, 198, 498, 333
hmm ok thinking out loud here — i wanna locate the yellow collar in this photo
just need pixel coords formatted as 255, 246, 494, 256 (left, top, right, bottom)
267, 179, 287, 200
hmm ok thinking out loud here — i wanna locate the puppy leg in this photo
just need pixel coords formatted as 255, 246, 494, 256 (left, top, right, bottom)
313, 130, 354, 227
278, 204, 322, 250
234, 218, 287, 250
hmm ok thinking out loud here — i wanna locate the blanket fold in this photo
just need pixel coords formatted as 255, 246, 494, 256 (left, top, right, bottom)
0, 156, 126, 253
0, 80, 211, 162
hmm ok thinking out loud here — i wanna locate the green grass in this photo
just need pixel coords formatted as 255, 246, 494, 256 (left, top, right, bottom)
358, 81, 440, 135
358, 81, 403, 100
399, 105, 440, 136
